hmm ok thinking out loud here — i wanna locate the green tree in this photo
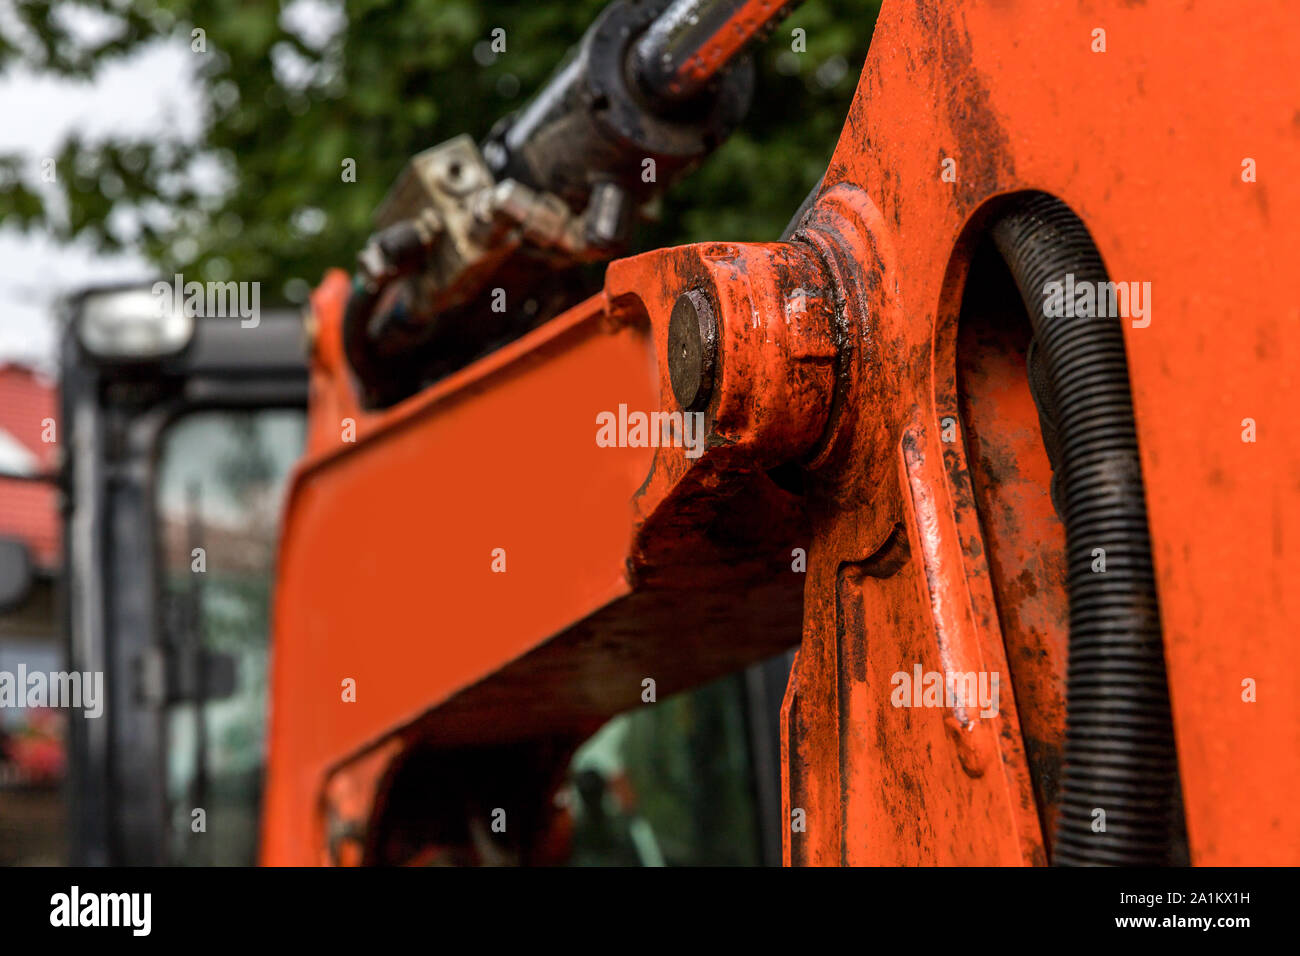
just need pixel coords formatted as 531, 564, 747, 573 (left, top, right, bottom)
0, 0, 878, 304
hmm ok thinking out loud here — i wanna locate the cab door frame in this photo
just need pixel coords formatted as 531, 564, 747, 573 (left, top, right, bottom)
60, 286, 307, 865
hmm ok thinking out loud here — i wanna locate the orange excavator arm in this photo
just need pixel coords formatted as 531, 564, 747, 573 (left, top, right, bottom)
262, 0, 1299, 867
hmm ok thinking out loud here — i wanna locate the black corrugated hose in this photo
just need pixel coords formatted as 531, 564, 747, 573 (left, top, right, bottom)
991, 193, 1184, 865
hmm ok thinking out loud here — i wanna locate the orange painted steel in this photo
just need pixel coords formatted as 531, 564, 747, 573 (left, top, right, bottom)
665, 0, 795, 97
262, 0, 1300, 865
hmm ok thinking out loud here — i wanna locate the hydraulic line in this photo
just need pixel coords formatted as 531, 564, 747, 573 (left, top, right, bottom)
345, 0, 805, 407
991, 193, 1184, 866
629, 0, 806, 104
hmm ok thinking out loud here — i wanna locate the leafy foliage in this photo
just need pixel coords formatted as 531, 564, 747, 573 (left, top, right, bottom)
0, 0, 878, 303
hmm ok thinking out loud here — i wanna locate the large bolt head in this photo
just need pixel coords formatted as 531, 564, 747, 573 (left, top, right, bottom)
667, 289, 718, 412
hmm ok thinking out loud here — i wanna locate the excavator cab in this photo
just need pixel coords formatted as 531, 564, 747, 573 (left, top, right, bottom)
55, 284, 308, 864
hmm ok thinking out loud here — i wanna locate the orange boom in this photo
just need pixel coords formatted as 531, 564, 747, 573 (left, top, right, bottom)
261, 0, 1299, 866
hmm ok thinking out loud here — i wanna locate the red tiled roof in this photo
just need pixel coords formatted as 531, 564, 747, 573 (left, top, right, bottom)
0, 364, 59, 568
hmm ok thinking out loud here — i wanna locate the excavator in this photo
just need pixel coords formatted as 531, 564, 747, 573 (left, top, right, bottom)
258, 0, 1298, 867
30, 0, 1300, 868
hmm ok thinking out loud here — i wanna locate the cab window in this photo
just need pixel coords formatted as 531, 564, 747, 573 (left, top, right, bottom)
155, 409, 305, 865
